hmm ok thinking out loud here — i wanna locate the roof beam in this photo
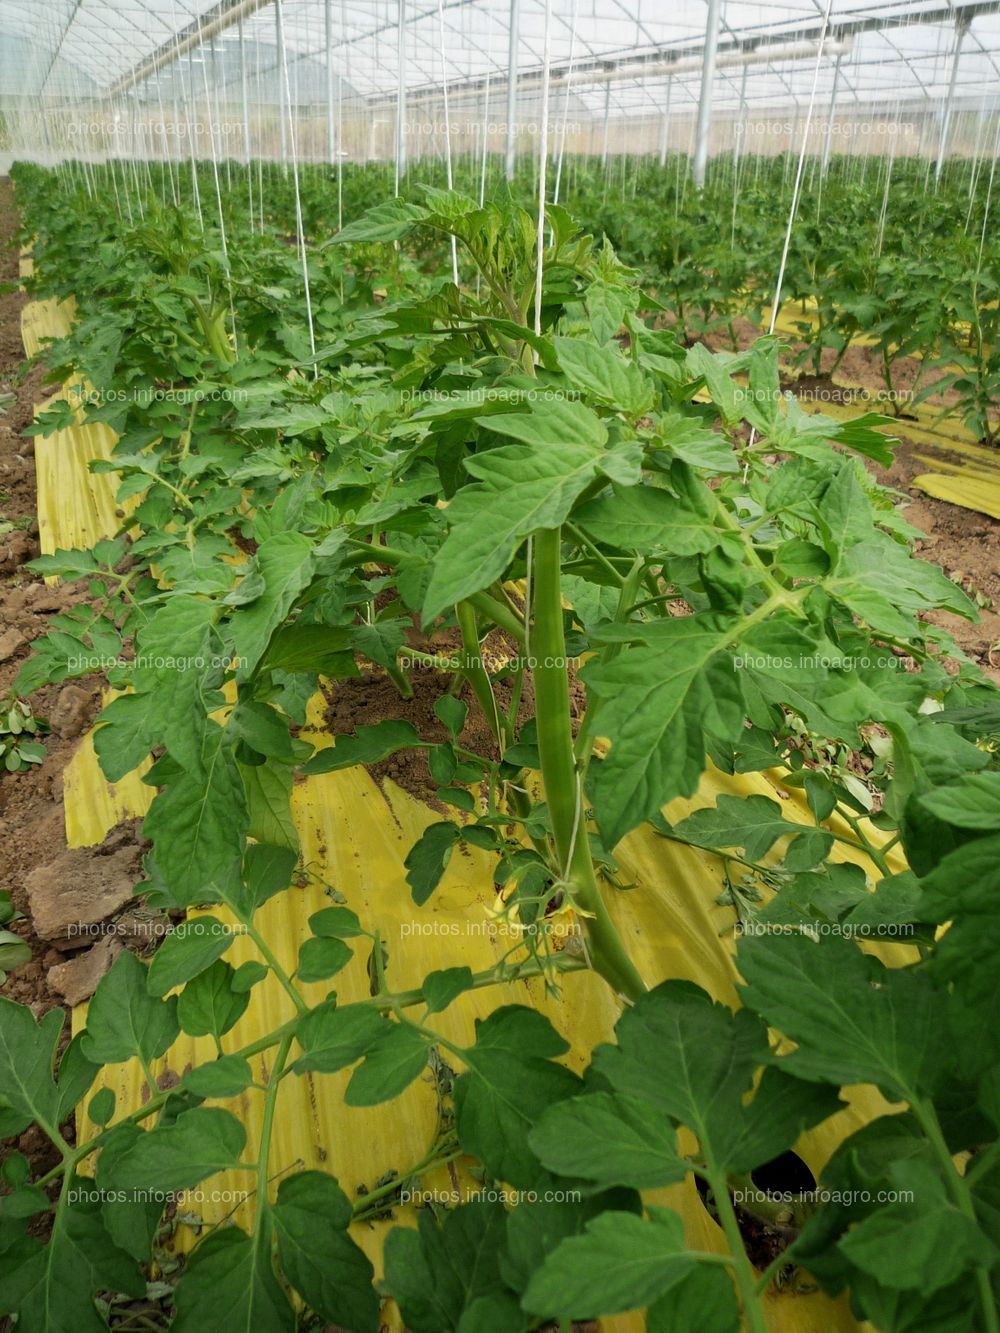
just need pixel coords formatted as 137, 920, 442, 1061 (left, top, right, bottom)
106, 0, 275, 97
379, 0, 1000, 105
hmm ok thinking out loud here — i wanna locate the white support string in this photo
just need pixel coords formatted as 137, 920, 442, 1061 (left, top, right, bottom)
552, 0, 578, 207
743, 0, 835, 484
533, 0, 553, 346
478, 55, 492, 207
275, 0, 318, 375
766, 0, 835, 340
338, 0, 348, 234
437, 0, 459, 285
196, 19, 228, 264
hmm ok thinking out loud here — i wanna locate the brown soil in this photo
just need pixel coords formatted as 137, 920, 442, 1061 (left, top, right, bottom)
0, 179, 150, 1197
320, 621, 550, 806
698, 319, 1000, 677
703, 311, 967, 417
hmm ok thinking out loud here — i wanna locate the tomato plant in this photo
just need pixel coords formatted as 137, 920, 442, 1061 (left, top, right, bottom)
2, 161, 999, 1332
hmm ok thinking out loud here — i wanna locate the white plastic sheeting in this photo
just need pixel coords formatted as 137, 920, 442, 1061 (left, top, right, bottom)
1, 0, 998, 161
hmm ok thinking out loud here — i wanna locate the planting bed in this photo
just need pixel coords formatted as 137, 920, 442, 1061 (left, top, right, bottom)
1, 155, 999, 1333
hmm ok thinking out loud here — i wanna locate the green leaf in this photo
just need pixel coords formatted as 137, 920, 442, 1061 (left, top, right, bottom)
308, 906, 364, 939
646, 1264, 741, 1333
434, 695, 468, 738
92, 1124, 163, 1262
353, 616, 410, 671
176, 960, 251, 1039
384, 1200, 516, 1333
130, 595, 220, 774
237, 403, 329, 436
523, 1207, 695, 1320
839, 1161, 998, 1293
529, 1091, 687, 1189
332, 198, 428, 244
302, 719, 422, 775
293, 1001, 388, 1075
915, 834, 1000, 921
455, 1007, 580, 1187
575, 478, 718, 557
244, 843, 297, 911
171, 1225, 294, 1332
672, 794, 833, 863
0, 1001, 69, 1136
142, 730, 248, 905
584, 615, 742, 846
86, 1087, 115, 1127
183, 1055, 254, 1099
296, 935, 353, 983
405, 821, 461, 905
423, 398, 610, 618
917, 772, 1000, 831
147, 916, 235, 996
112, 1107, 247, 1194
272, 1171, 379, 1333
0, 930, 32, 974
345, 1023, 429, 1106
91, 692, 157, 783
422, 966, 475, 1014
552, 336, 653, 415
228, 533, 314, 681
592, 980, 841, 1173
0, 1192, 144, 1331
240, 760, 298, 852
738, 932, 947, 1102
229, 701, 298, 762
81, 950, 179, 1068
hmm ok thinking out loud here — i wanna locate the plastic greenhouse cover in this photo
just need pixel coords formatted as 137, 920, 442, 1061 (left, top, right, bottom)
1, 0, 999, 113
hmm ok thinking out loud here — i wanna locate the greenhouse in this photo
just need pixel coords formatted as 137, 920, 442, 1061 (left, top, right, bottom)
0, 0, 999, 1329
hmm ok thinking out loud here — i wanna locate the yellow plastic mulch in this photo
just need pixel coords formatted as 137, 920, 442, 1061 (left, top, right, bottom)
22, 277, 917, 1332
19, 258, 129, 567
757, 296, 1000, 520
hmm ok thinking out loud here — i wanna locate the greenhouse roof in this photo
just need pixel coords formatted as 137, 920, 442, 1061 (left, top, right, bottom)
2, 0, 999, 116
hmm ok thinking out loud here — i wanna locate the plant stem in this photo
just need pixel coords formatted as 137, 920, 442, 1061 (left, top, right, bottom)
351, 1143, 462, 1219
35, 953, 590, 1190
531, 527, 646, 1001
913, 1099, 1000, 1333
456, 600, 512, 748
255, 1032, 292, 1197
243, 918, 308, 1015
705, 1163, 770, 1333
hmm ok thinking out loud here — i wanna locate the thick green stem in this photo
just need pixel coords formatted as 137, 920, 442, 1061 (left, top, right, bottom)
531, 527, 646, 1001
705, 1164, 770, 1333
913, 1100, 1000, 1333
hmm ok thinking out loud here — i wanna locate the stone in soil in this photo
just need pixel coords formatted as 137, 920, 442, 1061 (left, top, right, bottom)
25, 845, 139, 947
48, 683, 98, 740
0, 625, 26, 661
47, 933, 122, 1005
